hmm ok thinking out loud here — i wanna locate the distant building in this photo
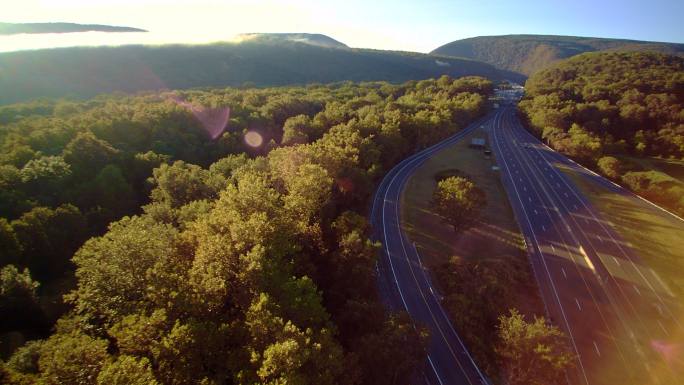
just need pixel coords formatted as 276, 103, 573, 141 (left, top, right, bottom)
470, 137, 486, 149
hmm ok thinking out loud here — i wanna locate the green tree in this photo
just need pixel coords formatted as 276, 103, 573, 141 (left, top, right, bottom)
96, 355, 159, 385
495, 309, 574, 385
150, 161, 216, 208
0, 265, 41, 330
597, 156, 622, 180
154, 319, 239, 385
107, 310, 169, 357
355, 313, 428, 385
92, 164, 136, 217
0, 218, 21, 266
6, 340, 44, 375
19, 155, 71, 206
68, 215, 185, 323
432, 176, 486, 233
281, 114, 313, 146
38, 331, 110, 385
62, 131, 119, 179
11, 204, 87, 280
0, 164, 30, 218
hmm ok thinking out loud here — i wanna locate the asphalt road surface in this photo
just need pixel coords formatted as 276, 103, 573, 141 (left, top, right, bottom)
371, 113, 493, 385
371, 100, 683, 385
490, 103, 683, 385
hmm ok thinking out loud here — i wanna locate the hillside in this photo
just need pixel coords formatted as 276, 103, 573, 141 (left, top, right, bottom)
0, 40, 504, 105
518, 51, 684, 214
432, 34, 684, 78
0, 22, 146, 35
235, 33, 348, 48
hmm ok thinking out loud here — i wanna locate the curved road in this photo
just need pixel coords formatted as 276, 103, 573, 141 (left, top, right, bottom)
370, 113, 493, 385
371, 101, 683, 384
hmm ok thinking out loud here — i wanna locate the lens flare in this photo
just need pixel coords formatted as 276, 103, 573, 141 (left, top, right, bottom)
651, 340, 682, 366
169, 95, 230, 139
244, 131, 264, 147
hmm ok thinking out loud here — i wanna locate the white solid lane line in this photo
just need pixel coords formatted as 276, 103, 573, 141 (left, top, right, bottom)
492, 109, 590, 385
378, 119, 486, 384
502, 113, 643, 372
427, 356, 445, 385
507, 115, 682, 356
516, 117, 684, 332
657, 320, 669, 336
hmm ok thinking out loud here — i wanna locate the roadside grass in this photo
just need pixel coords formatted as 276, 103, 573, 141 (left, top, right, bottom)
401, 126, 543, 315
562, 167, 684, 299
400, 126, 546, 380
617, 155, 684, 181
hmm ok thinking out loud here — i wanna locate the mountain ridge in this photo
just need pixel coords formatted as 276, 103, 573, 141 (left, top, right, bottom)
0, 39, 506, 105
234, 33, 348, 48
0, 22, 147, 35
431, 34, 684, 77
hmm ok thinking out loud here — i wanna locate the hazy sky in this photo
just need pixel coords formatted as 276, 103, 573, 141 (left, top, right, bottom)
3, 0, 683, 52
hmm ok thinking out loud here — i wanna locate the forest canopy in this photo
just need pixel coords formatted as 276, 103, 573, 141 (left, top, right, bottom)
518, 51, 684, 214
0, 76, 493, 384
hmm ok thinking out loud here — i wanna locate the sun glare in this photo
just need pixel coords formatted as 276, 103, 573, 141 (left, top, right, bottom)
244, 131, 263, 147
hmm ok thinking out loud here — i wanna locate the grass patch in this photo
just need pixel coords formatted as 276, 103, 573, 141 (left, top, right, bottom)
563, 167, 684, 299
617, 155, 684, 181
401, 127, 543, 315
400, 126, 545, 379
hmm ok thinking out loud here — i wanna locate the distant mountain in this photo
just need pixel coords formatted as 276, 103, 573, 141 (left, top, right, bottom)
0, 39, 505, 105
0, 22, 147, 35
235, 33, 348, 48
431, 34, 684, 78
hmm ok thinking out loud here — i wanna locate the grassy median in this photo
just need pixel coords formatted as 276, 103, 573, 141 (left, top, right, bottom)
400, 125, 545, 379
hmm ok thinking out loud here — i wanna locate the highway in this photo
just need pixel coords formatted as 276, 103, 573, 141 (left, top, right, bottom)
370, 113, 493, 385
490, 103, 683, 385
371, 96, 683, 384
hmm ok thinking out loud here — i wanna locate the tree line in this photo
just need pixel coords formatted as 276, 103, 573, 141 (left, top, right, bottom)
1, 76, 493, 384
431, 176, 573, 384
518, 51, 684, 215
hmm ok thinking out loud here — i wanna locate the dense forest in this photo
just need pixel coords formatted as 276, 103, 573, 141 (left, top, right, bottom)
0, 76, 494, 384
432, 34, 684, 78
518, 51, 684, 215
0, 39, 503, 105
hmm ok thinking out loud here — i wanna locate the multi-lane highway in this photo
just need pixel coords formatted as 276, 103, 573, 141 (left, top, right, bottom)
490, 103, 683, 385
371, 113, 493, 385
371, 96, 683, 385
